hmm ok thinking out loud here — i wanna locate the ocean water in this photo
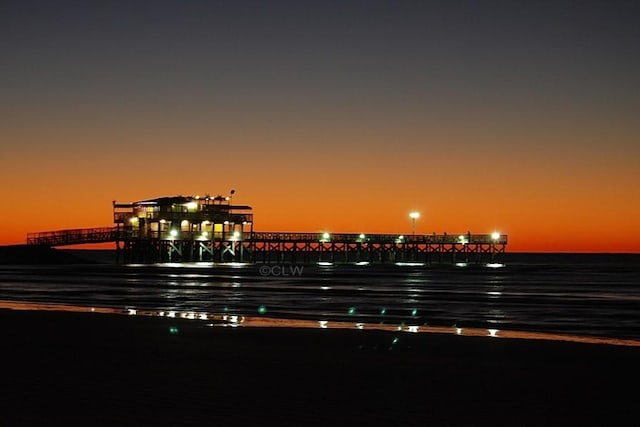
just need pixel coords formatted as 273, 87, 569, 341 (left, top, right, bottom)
0, 253, 639, 341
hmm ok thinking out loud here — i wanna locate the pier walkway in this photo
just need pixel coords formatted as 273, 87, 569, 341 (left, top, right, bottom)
27, 227, 120, 247
27, 227, 507, 264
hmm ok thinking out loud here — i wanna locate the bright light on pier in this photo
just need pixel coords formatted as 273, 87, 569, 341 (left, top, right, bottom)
409, 212, 420, 235
491, 231, 501, 240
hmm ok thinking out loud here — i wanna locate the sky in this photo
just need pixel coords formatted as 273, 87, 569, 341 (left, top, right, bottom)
1, 0, 639, 252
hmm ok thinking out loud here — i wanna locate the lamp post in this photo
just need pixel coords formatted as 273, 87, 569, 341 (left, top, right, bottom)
409, 212, 420, 236
490, 231, 501, 261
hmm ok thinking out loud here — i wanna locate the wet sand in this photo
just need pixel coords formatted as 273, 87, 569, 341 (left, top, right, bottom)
3, 309, 638, 426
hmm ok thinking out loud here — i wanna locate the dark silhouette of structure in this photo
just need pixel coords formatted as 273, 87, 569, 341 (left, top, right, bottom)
26, 193, 507, 264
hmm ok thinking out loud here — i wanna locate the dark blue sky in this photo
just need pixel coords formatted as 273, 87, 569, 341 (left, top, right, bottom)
4, 1, 638, 110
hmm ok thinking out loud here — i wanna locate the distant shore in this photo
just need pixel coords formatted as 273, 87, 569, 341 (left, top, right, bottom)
0, 245, 115, 264
3, 308, 639, 426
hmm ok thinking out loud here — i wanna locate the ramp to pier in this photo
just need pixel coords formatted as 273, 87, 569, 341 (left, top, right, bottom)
27, 227, 120, 246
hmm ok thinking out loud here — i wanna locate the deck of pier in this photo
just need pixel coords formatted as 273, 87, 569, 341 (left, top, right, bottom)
27, 228, 507, 265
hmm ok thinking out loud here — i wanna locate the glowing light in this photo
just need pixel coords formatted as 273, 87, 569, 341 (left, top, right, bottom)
395, 262, 425, 267
319, 320, 328, 329
348, 307, 356, 315
129, 217, 138, 224
488, 329, 499, 337
318, 261, 333, 266
486, 263, 505, 268
258, 305, 267, 314
455, 262, 468, 267
321, 232, 330, 241
232, 231, 240, 239
408, 326, 419, 333
409, 212, 420, 235
170, 229, 178, 237
456, 327, 463, 335
169, 326, 179, 335
491, 231, 501, 240
358, 233, 366, 239
186, 201, 198, 210
355, 261, 369, 266
167, 311, 176, 318
356, 323, 364, 330
411, 308, 418, 316
127, 309, 137, 315
199, 313, 208, 320
380, 308, 386, 315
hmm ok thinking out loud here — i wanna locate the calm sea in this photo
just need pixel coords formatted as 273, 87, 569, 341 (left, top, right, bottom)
1, 252, 639, 341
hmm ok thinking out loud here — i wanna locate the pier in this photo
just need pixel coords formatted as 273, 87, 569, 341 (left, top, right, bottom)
26, 193, 507, 265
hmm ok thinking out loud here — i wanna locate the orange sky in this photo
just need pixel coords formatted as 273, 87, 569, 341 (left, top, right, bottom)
2, 121, 638, 252
1, 2, 639, 253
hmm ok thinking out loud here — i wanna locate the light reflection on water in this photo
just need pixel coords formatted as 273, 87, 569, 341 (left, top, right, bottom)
1, 259, 640, 341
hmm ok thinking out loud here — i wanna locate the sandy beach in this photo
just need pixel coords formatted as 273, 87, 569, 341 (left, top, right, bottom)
2, 308, 638, 427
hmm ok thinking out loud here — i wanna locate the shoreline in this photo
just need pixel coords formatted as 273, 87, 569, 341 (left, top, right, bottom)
2, 300, 640, 347
3, 307, 639, 426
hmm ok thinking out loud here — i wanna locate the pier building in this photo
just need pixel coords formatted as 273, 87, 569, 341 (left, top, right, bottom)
112, 194, 253, 263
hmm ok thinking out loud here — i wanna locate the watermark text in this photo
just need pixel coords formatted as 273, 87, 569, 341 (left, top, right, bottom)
258, 264, 304, 277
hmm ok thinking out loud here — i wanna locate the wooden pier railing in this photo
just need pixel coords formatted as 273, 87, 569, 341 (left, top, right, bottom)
27, 228, 507, 246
